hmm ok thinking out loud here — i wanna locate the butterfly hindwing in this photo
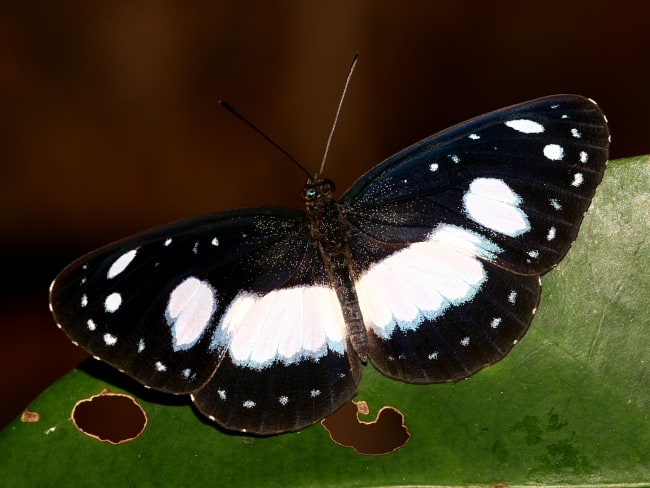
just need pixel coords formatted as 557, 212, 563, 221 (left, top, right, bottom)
50, 208, 361, 434
341, 95, 609, 382
193, 341, 360, 434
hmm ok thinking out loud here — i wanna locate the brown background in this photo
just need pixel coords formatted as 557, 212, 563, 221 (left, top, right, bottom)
1, 1, 649, 429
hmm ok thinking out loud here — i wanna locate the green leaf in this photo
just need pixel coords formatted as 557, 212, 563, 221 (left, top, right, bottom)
2, 156, 649, 487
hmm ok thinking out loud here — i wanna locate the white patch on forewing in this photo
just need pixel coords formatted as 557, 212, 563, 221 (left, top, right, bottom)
579, 151, 589, 163
166, 277, 217, 351
107, 249, 137, 279
356, 224, 502, 339
504, 119, 545, 134
104, 293, 122, 313
217, 286, 347, 368
543, 144, 564, 160
103, 333, 117, 346
463, 178, 530, 237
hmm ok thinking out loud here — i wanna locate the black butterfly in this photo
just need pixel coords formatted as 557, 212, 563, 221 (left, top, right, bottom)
50, 94, 609, 435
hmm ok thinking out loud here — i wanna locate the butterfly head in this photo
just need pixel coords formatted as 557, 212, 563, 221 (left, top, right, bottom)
302, 178, 336, 207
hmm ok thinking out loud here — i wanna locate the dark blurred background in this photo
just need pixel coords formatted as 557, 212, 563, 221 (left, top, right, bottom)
1, 1, 649, 429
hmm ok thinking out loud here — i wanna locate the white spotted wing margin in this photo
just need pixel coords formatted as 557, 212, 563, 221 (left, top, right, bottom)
340, 94, 609, 383
49, 207, 361, 435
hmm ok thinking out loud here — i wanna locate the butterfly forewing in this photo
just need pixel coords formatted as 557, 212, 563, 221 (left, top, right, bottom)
341, 95, 609, 382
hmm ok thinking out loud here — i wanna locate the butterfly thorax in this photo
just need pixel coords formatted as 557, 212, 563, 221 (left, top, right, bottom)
303, 178, 369, 360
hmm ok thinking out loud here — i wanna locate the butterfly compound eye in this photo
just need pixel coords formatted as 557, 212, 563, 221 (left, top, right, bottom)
302, 185, 318, 201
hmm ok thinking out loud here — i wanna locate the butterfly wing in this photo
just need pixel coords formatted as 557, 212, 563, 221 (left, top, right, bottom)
339, 95, 609, 382
50, 208, 361, 434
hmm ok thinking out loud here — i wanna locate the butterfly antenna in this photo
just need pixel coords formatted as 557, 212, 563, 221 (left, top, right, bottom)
219, 100, 312, 179
318, 52, 359, 177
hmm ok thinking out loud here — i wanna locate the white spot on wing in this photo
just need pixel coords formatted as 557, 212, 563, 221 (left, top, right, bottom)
546, 226, 557, 241
211, 237, 219, 246
279, 396, 289, 406
243, 400, 255, 409
81, 294, 88, 308
543, 144, 564, 160
504, 119, 545, 133
166, 277, 217, 351
103, 333, 117, 346
217, 389, 226, 400
429, 163, 439, 172
460, 336, 470, 346
490, 317, 502, 329
580, 151, 589, 163
550, 198, 562, 210
107, 249, 137, 279
427, 351, 438, 360
87, 319, 96, 331
463, 178, 530, 237
104, 293, 122, 313
508, 290, 517, 304
571, 128, 582, 138
138, 338, 145, 352
154, 361, 166, 372
310, 389, 321, 398
164, 238, 172, 246
448, 154, 460, 163
218, 286, 347, 368
356, 224, 501, 338
571, 172, 584, 187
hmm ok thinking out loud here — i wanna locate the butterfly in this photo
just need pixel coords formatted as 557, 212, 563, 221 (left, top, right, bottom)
49, 94, 609, 435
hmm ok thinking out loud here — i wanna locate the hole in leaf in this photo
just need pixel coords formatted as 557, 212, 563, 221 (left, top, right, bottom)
21, 409, 40, 423
321, 400, 410, 455
72, 389, 147, 444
